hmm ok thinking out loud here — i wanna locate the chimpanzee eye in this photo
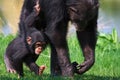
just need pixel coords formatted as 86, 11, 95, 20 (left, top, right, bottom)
35, 42, 43, 47
35, 41, 46, 48
35, 45, 38, 48
35, 44, 40, 48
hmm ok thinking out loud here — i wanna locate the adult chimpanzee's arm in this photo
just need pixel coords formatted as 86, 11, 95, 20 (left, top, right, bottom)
66, 0, 99, 75
75, 14, 98, 74
24, 4, 40, 27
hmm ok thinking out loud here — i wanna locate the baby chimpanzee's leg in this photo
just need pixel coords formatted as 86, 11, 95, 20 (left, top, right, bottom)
4, 55, 16, 73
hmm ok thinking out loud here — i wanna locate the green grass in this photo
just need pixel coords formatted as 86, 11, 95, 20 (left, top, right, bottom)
0, 32, 120, 80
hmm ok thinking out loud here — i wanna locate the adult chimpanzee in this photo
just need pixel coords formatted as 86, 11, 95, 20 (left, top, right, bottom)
4, 3, 46, 78
19, 0, 99, 77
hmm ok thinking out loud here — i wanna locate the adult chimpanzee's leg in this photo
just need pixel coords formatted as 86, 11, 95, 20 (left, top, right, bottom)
44, 0, 74, 76
45, 21, 73, 76
50, 44, 61, 76
75, 17, 98, 74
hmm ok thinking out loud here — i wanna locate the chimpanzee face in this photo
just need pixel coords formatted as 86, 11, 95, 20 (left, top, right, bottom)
26, 31, 46, 55
67, 0, 99, 31
34, 41, 46, 55
68, 4, 87, 30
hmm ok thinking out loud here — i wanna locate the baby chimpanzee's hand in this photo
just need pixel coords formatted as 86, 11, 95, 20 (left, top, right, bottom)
39, 65, 46, 75
34, 0, 40, 15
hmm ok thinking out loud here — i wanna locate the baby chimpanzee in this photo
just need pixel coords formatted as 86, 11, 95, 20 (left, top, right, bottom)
4, 1, 46, 78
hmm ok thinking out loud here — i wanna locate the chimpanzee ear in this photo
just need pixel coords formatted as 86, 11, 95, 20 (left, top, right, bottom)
27, 36, 32, 44
69, 7, 78, 13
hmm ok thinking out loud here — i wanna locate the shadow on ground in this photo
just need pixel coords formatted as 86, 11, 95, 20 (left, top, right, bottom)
74, 74, 120, 80
0, 74, 120, 80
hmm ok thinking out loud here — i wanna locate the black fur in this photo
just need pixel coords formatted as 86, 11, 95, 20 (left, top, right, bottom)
19, 0, 73, 77
19, 0, 99, 76
4, 7, 47, 77
67, 0, 99, 74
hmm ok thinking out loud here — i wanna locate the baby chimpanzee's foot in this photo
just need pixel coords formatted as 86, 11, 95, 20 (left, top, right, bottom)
39, 65, 46, 75
7, 68, 16, 73
34, 0, 40, 15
